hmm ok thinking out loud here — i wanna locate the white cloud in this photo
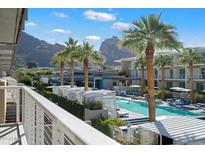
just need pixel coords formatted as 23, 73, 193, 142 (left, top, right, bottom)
52, 11, 68, 18
50, 29, 71, 34
83, 10, 116, 22
85, 35, 101, 41
111, 22, 132, 30
25, 22, 37, 27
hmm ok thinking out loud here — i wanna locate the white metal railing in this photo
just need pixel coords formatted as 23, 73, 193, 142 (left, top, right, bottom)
0, 86, 119, 145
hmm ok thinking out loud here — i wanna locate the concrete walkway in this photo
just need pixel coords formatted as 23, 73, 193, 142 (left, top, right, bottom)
119, 108, 145, 120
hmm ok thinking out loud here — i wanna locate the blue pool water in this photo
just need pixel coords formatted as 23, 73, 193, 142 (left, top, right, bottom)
116, 99, 203, 117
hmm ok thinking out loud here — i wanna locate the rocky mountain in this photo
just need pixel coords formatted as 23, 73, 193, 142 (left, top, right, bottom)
100, 36, 135, 66
14, 32, 65, 67
14, 33, 134, 67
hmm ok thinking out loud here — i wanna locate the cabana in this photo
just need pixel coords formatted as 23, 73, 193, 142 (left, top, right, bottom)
137, 116, 205, 145
83, 90, 117, 117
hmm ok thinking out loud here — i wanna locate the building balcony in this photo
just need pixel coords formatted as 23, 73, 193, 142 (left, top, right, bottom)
0, 85, 119, 145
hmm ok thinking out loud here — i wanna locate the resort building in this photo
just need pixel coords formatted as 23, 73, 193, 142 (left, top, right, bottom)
50, 65, 120, 86
116, 50, 205, 91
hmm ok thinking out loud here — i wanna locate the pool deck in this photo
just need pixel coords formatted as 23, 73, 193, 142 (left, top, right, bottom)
119, 108, 145, 119
119, 108, 170, 121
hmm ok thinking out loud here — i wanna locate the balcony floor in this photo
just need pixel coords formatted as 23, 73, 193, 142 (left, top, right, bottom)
0, 123, 21, 145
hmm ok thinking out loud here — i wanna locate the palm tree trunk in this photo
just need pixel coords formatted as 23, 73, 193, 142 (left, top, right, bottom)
189, 62, 194, 102
141, 64, 145, 97
84, 58, 89, 91
145, 42, 155, 122
161, 66, 165, 100
60, 62, 64, 85
70, 60, 74, 88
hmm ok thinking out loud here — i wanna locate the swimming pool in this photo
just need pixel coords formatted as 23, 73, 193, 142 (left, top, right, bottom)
116, 98, 204, 117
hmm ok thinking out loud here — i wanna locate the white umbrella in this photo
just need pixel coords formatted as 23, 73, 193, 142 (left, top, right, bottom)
202, 90, 205, 92
180, 88, 191, 92
170, 87, 190, 92
130, 85, 141, 88
170, 87, 183, 91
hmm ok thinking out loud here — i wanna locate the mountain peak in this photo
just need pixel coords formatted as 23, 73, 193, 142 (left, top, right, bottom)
100, 36, 134, 66
14, 32, 65, 67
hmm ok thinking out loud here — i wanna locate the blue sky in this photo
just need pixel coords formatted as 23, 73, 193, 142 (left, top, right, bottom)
25, 8, 205, 50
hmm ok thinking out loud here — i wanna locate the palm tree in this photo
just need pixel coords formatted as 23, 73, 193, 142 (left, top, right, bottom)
52, 50, 67, 85
74, 42, 105, 91
64, 37, 80, 88
134, 53, 146, 97
155, 53, 173, 100
179, 48, 204, 102
120, 14, 182, 121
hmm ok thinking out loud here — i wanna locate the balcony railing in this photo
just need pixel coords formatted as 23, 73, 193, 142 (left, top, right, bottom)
0, 86, 119, 145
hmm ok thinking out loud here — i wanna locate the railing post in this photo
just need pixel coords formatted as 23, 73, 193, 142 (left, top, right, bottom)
16, 89, 20, 123
35, 103, 44, 144
0, 80, 6, 124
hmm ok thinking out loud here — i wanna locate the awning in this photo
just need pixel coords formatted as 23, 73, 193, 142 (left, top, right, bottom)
0, 9, 27, 75
138, 116, 205, 144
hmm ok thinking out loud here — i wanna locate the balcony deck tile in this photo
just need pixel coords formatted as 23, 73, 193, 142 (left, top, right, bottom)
0, 123, 20, 145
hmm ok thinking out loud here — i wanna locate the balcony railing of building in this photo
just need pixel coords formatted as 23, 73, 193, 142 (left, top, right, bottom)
0, 86, 119, 145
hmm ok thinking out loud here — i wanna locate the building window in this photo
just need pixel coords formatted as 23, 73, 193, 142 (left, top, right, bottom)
179, 82, 185, 88
201, 68, 205, 79
196, 83, 204, 91
179, 69, 185, 79
155, 70, 158, 78
170, 69, 173, 79
167, 82, 173, 88
154, 81, 158, 87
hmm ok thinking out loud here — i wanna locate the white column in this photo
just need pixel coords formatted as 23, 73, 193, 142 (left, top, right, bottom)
16, 89, 20, 122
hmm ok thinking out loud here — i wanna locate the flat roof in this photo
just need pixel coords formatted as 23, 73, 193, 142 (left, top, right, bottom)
114, 57, 136, 63
138, 116, 205, 144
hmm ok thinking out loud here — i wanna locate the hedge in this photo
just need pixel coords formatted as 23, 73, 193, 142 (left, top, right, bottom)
38, 90, 85, 120
91, 119, 112, 137
85, 100, 103, 110
19, 75, 32, 86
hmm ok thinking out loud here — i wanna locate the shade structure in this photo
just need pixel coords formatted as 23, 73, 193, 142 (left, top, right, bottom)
170, 87, 190, 92
130, 85, 141, 88
138, 116, 205, 144
202, 90, 205, 92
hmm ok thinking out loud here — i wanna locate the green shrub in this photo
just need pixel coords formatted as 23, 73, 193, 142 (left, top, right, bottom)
102, 118, 124, 127
91, 119, 112, 137
27, 72, 37, 78
33, 80, 46, 91
91, 118, 124, 137
38, 90, 85, 120
194, 93, 205, 103
156, 89, 172, 99
144, 86, 148, 93
85, 101, 103, 110
19, 75, 32, 86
